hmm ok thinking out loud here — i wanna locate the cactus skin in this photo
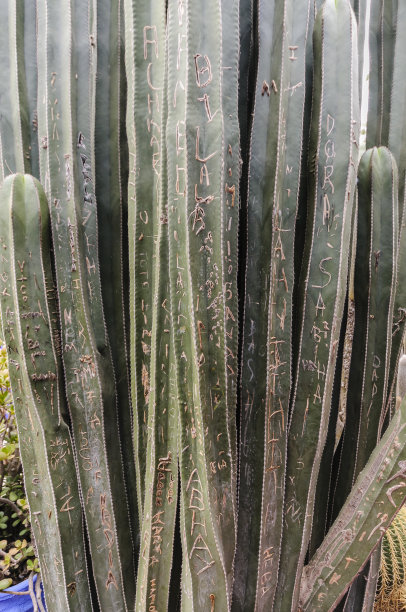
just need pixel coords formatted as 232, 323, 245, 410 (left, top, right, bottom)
274, 2, 360, 609
2, 2, 406, 610
123, 0, 169, 525
366, 0, 397, 149
94, 0, 138, 555
389, 212, 406, 408
0, 175, 92, 611
21, 0, 39, 180
0, 3, 17, 178
238, 0, 257, 159
385, 3, 406, 411
0, 2, 33, 179
350, 0, 367, 100
36, 1, 135, 608
0, 0, 39, 180
309, 301, 347, 559
128, 3, 180, 609
388, 2, 406, 212
233, 2, 276, 607
331, 148, 399, 609
166, 0, 238, 608
221, 0, 240, 528
299, 396, 406, 611
124, 1, 181, 606
254, 2, 313, 609
164, 2, 195, 608
332, 148, 399, 524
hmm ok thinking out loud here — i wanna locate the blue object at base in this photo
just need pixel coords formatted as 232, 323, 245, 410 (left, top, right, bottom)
0, 575, 46, 611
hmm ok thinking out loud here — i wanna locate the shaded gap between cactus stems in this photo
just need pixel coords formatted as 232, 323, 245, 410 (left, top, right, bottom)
168, 473, 182, 612
236, 0, 259, 503
334, 566, 370, 612
83, 509, 100, 611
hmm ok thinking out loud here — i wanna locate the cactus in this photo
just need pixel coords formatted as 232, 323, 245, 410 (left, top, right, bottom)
0, 1, 35, 179
332, 147, 399, 520
300, 395, 406, 610
366, 0, 397, 149
165, 0, 238, 607
235, 1, 314, 609
0, 1, 406, 610
94, 0, 138, 547
275, 3, 360, 609
385, 3, 406, 416
124, 1, 179, 609
0, 175, 92, 610
36, 0, 136, 607
375, 506, 406, 611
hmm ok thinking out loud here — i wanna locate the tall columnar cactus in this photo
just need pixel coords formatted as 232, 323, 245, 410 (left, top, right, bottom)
235, 1, 313, 609
332, 147, 399, 518
165, 0, 239, 607
386, 3, 406, 413
94, 0, 138, 545
275, 3, 359, 609
300, 397, 406, 610
0, 1, 36, 179
0, 175, 92, 610
124, 1, 179, 609
35, 0, 136, 608
1, 0, 406, 610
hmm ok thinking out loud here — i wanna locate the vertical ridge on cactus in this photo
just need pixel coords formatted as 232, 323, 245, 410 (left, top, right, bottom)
166, 0, 238, 608
247, 1, 313, 609
129, 4, 180, 610
0, 1, 32, 178
233, 1, 276, 607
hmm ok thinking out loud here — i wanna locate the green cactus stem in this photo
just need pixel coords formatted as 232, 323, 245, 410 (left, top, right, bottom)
0, 174, 92, 611
332, 147, 399, 525
94, 0, 138, 553
166, 0, 238, 608
0, 1, 35, 179
275, 2, 360, 609
300, 397, 406, 610
36, 1, 135, 607
366, 0, 397, 149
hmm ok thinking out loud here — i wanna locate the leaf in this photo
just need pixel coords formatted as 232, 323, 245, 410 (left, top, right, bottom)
0, 579, 13, 591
